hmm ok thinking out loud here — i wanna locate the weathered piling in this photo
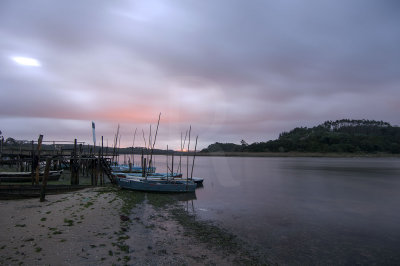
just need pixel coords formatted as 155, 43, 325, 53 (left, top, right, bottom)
70, 139, 79, 185
40, 158, 51, 202
0, 136, 3, 160
35, 135, 43, 185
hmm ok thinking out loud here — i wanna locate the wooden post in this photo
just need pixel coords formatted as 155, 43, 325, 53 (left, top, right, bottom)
53, 142, 57, 170
19, 143, 22, 171
71, 139, 78, 185
90, 147, 94, 185
0, 136, 3, 160
79, 144, 83, 175
31, 140, 35, 181
35, 135, 44, 185
40, 158, 51, 202
97, 150, 101, 186
31, 140, 36, 177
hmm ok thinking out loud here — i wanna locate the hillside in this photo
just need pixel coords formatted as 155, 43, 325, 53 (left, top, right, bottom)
201, 119, 400, 154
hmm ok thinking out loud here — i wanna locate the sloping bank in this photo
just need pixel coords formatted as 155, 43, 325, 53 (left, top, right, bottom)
0, 186, 268, 265
100, 186, 268, 265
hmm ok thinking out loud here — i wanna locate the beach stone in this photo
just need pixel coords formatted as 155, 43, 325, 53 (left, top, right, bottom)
120, 215, 130, 222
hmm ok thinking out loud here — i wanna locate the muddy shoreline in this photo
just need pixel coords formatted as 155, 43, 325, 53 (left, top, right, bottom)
0, 187, 266, 265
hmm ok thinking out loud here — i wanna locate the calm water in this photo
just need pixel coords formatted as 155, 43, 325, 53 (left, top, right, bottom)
148, 156, 400, 265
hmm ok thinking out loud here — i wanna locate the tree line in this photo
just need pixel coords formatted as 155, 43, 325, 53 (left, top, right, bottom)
201, 119, 400, 154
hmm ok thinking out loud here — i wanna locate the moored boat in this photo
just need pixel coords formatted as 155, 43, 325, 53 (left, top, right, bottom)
111, 165, 156, 174
116, 176, 196, 193
0, 170, 63, 183
114, 172, 203, 185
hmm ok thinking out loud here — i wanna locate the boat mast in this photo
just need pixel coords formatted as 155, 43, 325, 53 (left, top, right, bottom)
190, 136, 198, 179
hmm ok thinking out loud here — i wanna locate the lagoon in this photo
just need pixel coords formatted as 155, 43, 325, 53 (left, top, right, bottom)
152, 156, 400, 265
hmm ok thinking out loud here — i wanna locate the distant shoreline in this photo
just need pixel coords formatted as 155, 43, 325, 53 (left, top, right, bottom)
194, 151, 400, 158
118, 151, 400, 158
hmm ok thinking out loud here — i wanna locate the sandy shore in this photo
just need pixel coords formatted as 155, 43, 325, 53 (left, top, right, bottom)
0, 187, 263, 265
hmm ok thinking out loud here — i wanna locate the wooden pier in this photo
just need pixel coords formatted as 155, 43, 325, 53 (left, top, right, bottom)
0, 136, 117, 200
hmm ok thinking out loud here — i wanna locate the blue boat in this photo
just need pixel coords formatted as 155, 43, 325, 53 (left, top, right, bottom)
116, 176, 196, 193
111, 164, 156, 174
114, 172, 204, 185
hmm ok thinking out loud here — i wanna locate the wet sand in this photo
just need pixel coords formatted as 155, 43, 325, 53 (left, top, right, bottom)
0, 187, 262, 265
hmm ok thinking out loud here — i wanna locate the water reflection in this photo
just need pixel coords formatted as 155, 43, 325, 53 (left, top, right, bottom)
127, 155, 400, 265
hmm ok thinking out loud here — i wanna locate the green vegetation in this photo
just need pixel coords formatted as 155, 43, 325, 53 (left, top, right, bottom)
63, 218, 74, 226
171, 207, 263, 265
15, 224, 26, 227
83, 201, 93, 208
202, 119, 400, 154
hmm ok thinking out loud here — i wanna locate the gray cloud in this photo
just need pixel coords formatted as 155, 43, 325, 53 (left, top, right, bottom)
0, 0, 399, 149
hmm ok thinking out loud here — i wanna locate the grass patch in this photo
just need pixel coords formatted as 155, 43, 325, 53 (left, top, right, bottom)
15, 224, 26, 227
117, 244, 129, 253
114, 189, 146, 215
171, 207, 263, 265
40, 217, 46, 222
83, 201, 93, 208
146, 193, 176, 208
35, 247, 42, 253
117, 235, 130, 241
145, 224, 155, 229
63, 218, 74, 226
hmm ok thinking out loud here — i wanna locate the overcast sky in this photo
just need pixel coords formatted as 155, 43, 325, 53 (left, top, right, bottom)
1, 0, 399, 150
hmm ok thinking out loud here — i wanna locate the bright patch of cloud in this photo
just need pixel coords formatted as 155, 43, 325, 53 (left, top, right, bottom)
11, 56, 41, 67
